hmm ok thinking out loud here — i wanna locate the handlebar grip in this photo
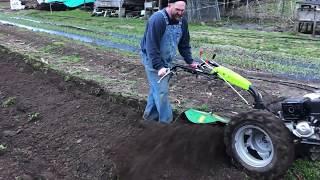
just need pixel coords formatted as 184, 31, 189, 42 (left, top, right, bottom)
157, 68, 171, 83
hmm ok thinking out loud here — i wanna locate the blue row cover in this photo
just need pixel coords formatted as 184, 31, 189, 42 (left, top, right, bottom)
45, 0, 95, 8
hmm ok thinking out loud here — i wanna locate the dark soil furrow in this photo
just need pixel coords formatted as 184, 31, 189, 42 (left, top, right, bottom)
0, 44, 247, 180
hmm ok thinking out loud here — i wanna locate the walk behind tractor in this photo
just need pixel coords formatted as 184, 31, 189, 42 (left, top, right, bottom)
159, 50, 320, 179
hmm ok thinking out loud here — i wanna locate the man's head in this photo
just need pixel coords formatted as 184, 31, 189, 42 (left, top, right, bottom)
167, 0, 187, 21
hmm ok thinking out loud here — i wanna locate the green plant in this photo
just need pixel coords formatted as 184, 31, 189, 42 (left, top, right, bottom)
197, 104, 209, 112
40, 44, 57, 53
59, 55, 82, 64
28, 112, 40, 122
64, 75, 71, 81
0, 144, 6, 155
285, 159, 320, 180
52, 41, 65, 46
0, 144, 6, 150
2, 97, 16, 108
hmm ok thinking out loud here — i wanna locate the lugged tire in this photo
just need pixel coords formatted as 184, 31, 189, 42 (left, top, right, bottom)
224, 110, 294, 179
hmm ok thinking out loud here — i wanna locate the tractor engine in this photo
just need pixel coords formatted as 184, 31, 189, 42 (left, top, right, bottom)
281, 92, 320, 144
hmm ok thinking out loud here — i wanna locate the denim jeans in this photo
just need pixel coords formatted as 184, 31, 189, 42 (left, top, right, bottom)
143, 67, 173, 123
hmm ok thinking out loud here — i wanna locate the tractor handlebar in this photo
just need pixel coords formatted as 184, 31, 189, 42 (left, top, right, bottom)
157, 63, 217, 84
156, 61, 265, 110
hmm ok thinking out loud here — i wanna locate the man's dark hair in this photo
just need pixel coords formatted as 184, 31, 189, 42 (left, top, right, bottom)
168, 0, 187, 4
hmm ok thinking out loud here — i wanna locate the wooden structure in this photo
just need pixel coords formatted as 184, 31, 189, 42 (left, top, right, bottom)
144, 1, 160, 18
92, 0, 145, 17
92, 0, 221, 21
296, 0, 320, 36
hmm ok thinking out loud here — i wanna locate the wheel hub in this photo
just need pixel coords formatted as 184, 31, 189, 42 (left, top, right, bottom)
235, 125, 274, 168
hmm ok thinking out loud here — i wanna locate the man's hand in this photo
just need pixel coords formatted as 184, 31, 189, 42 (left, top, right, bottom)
189, 61, 199, 69
158, 67, 168, 77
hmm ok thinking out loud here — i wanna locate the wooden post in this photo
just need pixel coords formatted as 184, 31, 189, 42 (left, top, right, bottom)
49, 3, 52, 14
246, 0, 249, 18
291, 0, 294, 18
217, 0, 221, 21
118, 0, 122, 18
312, 7, 316, 37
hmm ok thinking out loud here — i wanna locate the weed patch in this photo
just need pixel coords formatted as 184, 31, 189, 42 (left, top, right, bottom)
28, 112, 40, 122
286, 159, 320, 180
2, 97, 16, 108
59, 55, 82, 64
0, 144, 7, 155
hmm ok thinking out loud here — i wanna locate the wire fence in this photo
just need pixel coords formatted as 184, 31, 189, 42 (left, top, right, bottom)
223, 0, 296, 20
186, 0, 296, 22
186, 0, 221, 22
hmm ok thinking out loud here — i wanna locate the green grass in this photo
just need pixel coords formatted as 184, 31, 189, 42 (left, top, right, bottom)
40, 44, 62, 53
58, 55, 82, 64
26, 9, 146, 35
189, 27, 320, 59
1, 8, 319, 81
0, 14, 142, 49
286, 159, 320, 180
3, 9, 319, 56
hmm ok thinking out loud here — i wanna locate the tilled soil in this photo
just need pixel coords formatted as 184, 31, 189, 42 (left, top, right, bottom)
0, 46, 248, 179
0, 48, 138, 179
114, 123, 246, 180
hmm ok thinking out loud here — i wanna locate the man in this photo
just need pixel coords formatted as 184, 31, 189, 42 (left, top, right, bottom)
140, 0, 198, 124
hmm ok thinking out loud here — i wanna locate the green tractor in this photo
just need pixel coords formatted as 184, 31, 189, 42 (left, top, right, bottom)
159, 51, 320, 179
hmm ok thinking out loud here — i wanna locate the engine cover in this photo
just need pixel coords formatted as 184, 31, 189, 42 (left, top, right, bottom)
304, 93, 320, 115
293, 121, 314, 138
282, 97, 309, 120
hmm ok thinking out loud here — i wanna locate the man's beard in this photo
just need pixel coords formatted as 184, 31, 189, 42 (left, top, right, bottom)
174, 14, 183, 21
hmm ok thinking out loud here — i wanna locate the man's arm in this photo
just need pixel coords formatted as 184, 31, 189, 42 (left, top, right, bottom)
146, 14, 166, 70
178, 19, 193, 64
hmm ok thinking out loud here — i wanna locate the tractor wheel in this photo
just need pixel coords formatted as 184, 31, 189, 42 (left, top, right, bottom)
224, 110, 294, 179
